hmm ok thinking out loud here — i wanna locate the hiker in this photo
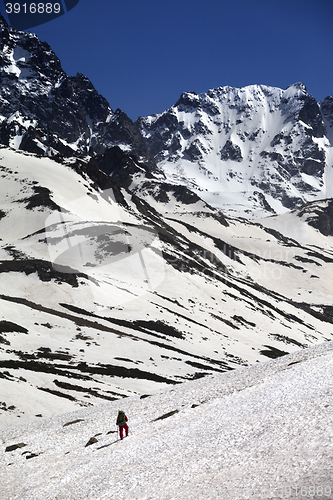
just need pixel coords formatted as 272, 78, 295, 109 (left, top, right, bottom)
116, 410, 129, 440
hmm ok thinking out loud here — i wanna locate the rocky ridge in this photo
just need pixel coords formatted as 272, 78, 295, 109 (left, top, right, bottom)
0, 15, 151, 163
137, 83, 333, 217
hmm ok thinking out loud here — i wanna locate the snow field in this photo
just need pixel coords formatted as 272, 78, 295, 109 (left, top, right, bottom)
1, 341, 333, 500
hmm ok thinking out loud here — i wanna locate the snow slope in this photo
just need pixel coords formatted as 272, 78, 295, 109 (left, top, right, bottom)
1, 341, 332, 500
1, 146, 333, 428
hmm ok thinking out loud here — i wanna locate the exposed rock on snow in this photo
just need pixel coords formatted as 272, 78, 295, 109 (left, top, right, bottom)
0, 17, 151, 161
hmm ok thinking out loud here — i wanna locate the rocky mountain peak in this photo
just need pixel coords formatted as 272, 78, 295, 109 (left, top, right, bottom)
285, 81, 307, 94
297, 199, 333, 236
137, 83, 333, 217
175, 91, 200, 109
0, 17, 64, 83
0, 19, 153, 162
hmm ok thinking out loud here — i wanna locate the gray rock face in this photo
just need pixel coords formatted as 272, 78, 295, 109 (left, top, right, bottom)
298, 199, 333, 236
220, 140, 243, 162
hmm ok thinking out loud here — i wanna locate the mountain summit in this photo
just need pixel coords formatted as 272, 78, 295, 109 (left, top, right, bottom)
0, 16, 150, 161
137, 83, 333, 217
0, 11, 332, 217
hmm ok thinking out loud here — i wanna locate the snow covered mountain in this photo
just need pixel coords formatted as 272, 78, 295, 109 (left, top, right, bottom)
137, 84, 333, 217
1, 341, 332, 500
0, 17, 333, 431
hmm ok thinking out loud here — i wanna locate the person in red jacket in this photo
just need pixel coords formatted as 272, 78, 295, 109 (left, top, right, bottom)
116, 410, 129, 440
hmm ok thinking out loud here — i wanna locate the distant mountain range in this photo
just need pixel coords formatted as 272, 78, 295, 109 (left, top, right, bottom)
0, 15, 332, 428
1, 14, 333, 218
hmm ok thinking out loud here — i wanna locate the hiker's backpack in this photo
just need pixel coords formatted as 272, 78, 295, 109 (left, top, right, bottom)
117, 411, 126, 425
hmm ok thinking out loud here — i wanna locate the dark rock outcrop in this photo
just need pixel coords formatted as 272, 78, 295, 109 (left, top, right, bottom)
220, 140, 243, 162
302, 200, 333, 236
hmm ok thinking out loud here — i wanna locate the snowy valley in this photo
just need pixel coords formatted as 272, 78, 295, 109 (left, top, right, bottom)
0, 145, 332, 428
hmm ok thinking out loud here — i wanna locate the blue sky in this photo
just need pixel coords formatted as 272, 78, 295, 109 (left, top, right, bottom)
2, 0, 332, 120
